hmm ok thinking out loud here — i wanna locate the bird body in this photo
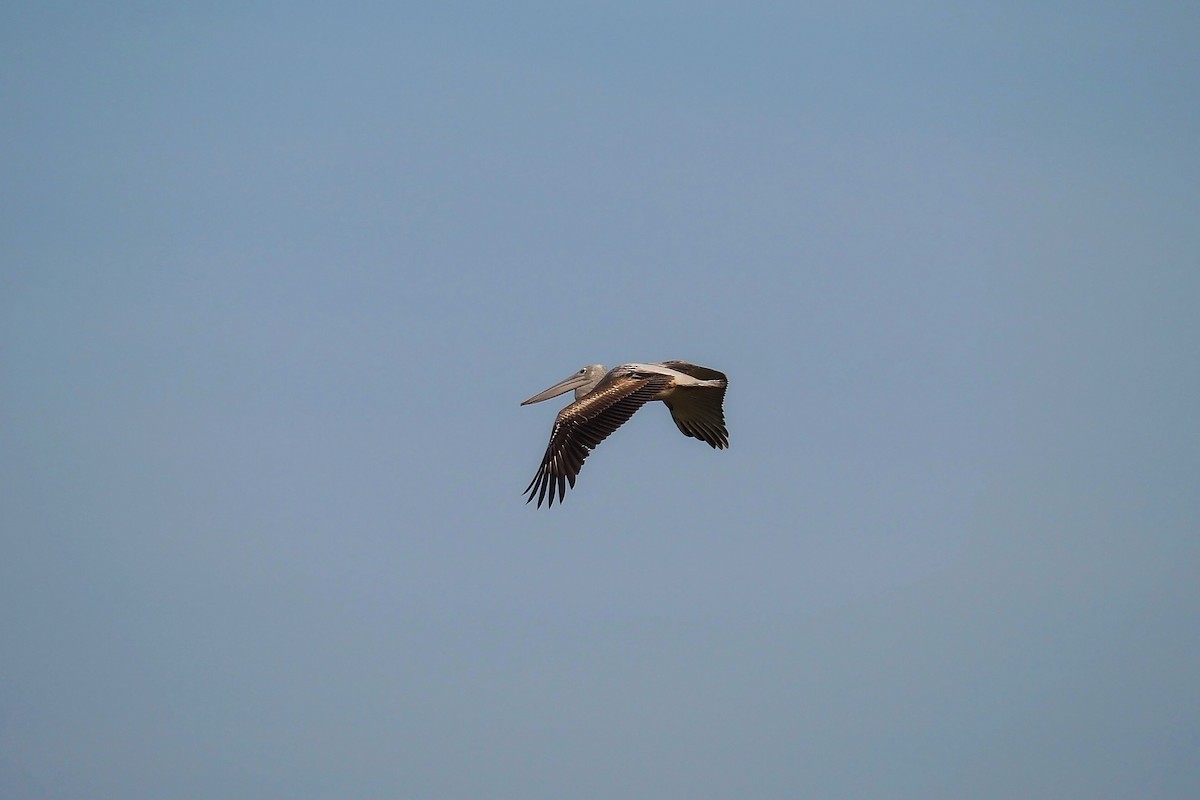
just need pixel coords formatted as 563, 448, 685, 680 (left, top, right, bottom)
520, 361, 729, 507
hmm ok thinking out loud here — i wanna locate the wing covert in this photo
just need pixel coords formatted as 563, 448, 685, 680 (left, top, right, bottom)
524, 374, 671, 507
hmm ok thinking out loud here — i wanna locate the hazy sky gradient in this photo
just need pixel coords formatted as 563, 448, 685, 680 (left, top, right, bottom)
3, 3, 1198, 798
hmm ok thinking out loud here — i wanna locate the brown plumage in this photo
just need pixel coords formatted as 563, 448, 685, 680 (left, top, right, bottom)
657, 360, 730, 449
521, 362, 729, 507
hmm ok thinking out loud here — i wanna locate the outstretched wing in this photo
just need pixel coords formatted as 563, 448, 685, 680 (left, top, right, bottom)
524, 372, 671, 508
657, 361, 729, 449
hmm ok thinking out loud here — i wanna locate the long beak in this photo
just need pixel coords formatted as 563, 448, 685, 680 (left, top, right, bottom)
520, 372, 590, 405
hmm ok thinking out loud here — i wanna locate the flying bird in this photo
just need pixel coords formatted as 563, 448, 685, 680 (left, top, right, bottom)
520, 361, 729, 507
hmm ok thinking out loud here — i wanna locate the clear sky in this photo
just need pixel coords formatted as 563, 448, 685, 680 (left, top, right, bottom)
3, 3, 1198, 798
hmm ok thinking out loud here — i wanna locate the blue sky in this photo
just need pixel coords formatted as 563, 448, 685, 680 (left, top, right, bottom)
2, 3, 1198, 797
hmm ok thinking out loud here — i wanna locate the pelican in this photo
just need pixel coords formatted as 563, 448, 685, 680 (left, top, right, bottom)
520, 361, 729, 507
